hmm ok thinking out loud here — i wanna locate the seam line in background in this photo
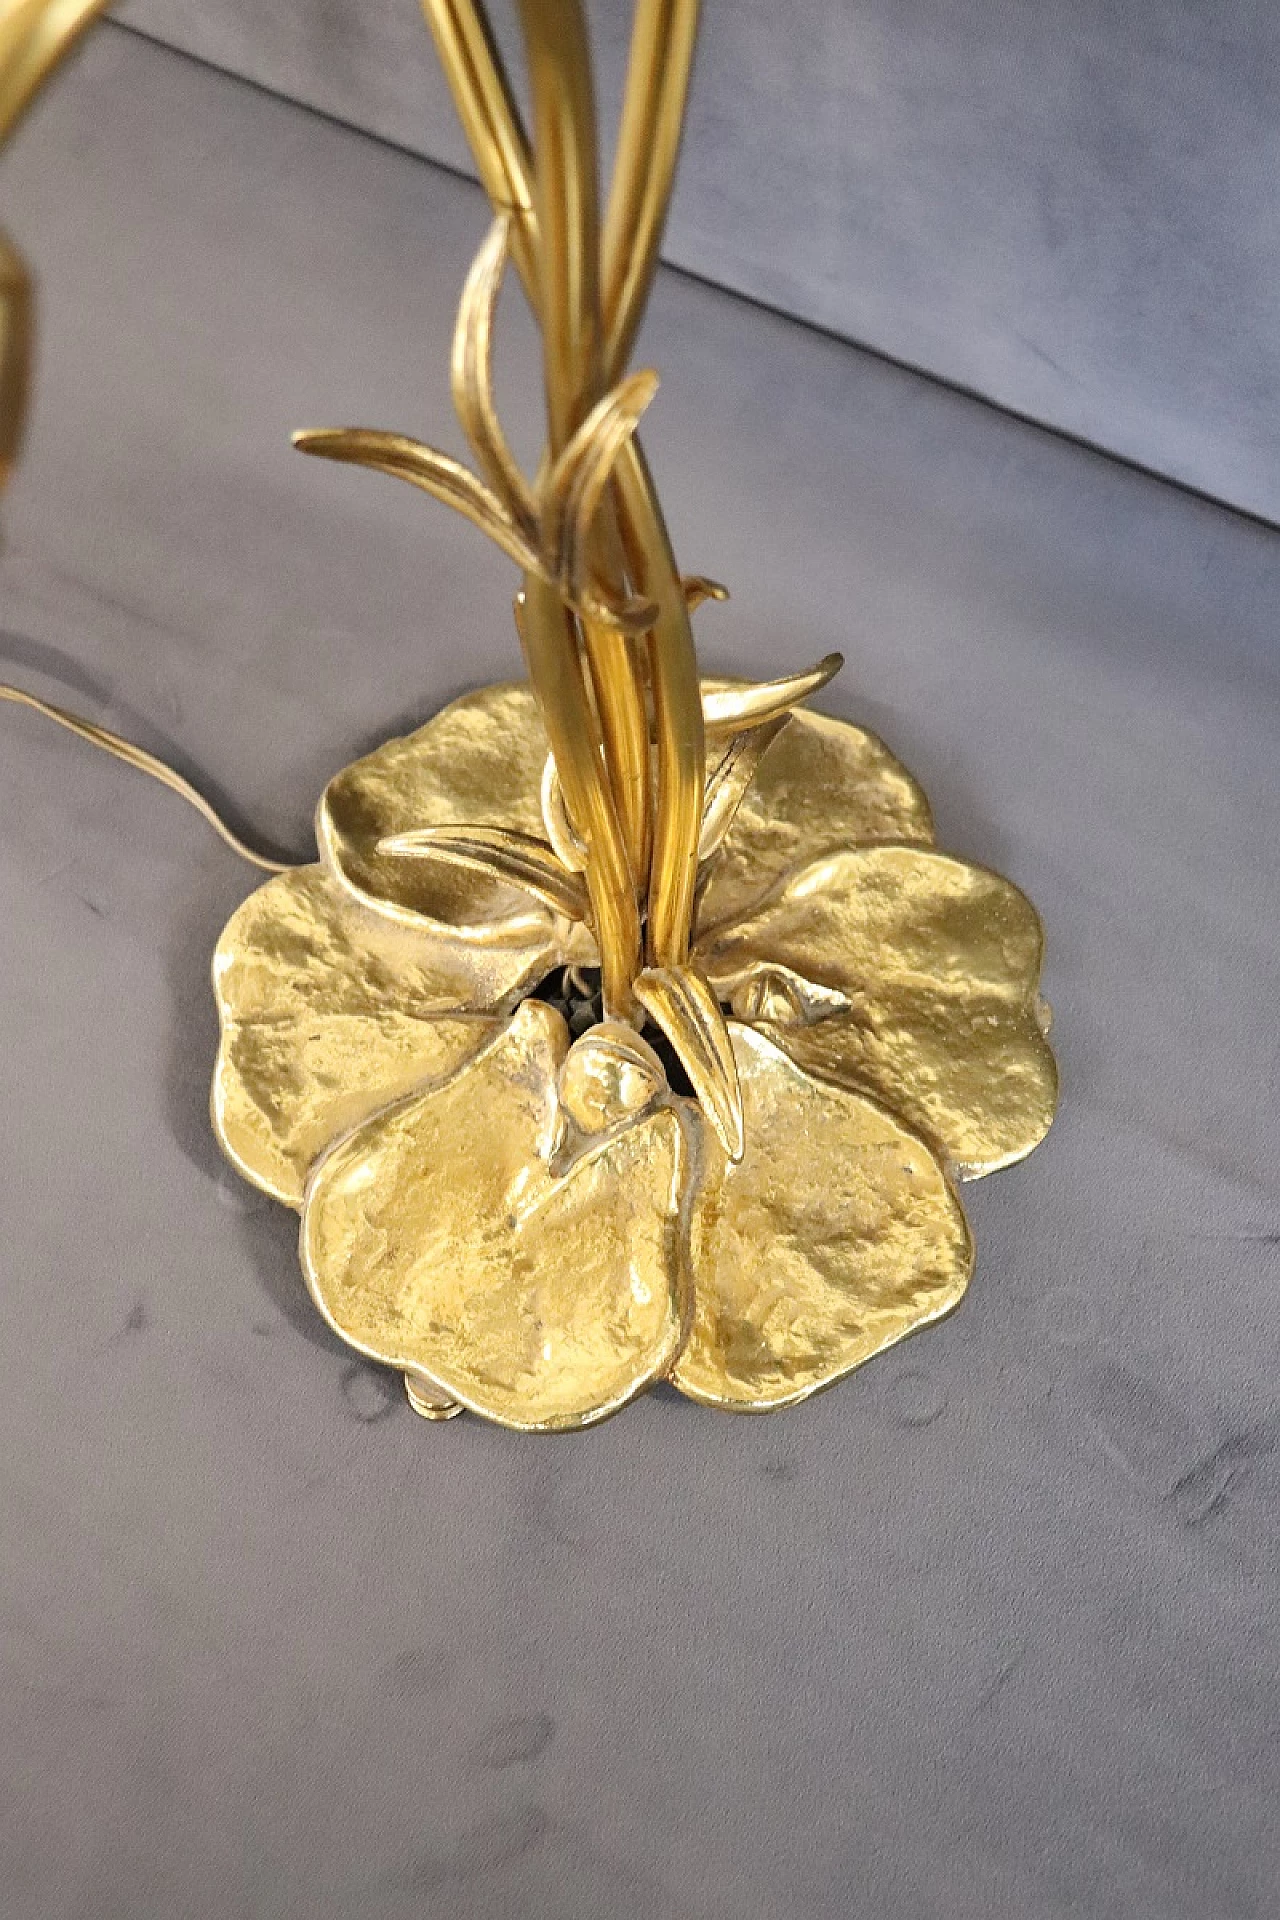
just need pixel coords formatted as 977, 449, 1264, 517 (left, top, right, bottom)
101, 17, 1280, 541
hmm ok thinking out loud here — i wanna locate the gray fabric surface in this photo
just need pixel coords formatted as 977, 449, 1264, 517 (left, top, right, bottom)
113, 1, 1280, 526
2, 31, 1279, 1920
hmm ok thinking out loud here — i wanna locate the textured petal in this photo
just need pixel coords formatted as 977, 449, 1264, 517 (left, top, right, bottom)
696, 688, 934, 931
700, 845, 1058, 1178
318, 681, 555, 936
301, 1002, 691, 1432
211, 865, 557, 1206
673, 1023, 972, 1411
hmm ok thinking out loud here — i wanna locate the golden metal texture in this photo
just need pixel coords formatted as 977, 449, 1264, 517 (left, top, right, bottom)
318, 681, 559, 938
210, 662, 1055, 1423
210, 865, 538, 1206
0, 0, 1060, 1431
421, 0, 709, 977
694, 685, 935, 931
672, 1023, 974, 1411
301, 1002, 691, 1431
697, 846, 1058, 1180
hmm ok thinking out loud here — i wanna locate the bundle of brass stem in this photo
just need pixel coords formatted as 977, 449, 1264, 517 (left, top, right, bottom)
424, 0, 705, 1020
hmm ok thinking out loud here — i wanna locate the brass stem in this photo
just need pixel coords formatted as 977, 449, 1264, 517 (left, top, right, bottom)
613, 438, 703, 965
516, 0, 644, 1013
0, 0, 106, 141
516, 0, 600, 448
515, 0, 651, 891
517, 575, 639, 1016
601, 0, 700, 386
421, 0, 705, 977
577, 519, 652, 885
597, 0, 706, 964
420, 1, 538, 284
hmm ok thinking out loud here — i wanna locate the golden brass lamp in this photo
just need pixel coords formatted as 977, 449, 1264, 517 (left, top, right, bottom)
3, 0, 1058, 1431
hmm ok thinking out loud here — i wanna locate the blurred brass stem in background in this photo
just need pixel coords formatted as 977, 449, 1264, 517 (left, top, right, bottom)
0, 0, 106, 478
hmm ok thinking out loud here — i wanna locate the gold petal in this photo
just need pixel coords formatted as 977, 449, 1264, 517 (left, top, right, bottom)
318, 681, 560, 937
301, 1002, 692, 1432
673, 1023, 973, 1411
211, 865, 543, 1206
695, 690, 934, 931
701, 845, 1058, 1179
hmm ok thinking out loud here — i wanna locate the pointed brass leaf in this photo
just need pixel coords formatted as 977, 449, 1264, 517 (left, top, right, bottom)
701, 653, 844, 743
699, 715, 791, 862
683, 575, 730, 612
450, 213, 537, 534
540, 752, 589, 872
544, 369, 659, 633
292, 428, 540, 575
633, 963, 744, 1162
376, 825, 590, 923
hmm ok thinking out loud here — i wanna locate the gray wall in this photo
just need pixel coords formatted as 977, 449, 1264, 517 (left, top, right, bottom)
114, 0, 1280, 526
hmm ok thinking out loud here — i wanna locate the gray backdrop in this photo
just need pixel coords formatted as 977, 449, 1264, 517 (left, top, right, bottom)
2, 25, 1279, 1920
115, 0, 1280, 525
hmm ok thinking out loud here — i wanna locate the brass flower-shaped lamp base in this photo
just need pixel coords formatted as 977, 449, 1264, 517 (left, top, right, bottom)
212, 682, 1057, 1430
0, 0, 1058, 1437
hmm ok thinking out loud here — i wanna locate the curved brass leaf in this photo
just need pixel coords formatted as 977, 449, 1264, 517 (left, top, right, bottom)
291, 427, 540, 575
683, 574, 729, 612
377, 824, 590, 923
633, 962, 743, 1161
540, 751, 589, 872
301, 1001, 691, 1431
698, 715, 790, 862
672, 1023, 973, 1411
450, 212, 537, 534
701, 652, 844, 743
701, 844, 1059, 1179
546, 367, 660, 629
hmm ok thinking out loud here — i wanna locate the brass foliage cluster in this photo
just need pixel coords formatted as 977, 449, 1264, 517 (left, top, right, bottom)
292, 0, 857, 1162
1, 1, 1060, 1430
